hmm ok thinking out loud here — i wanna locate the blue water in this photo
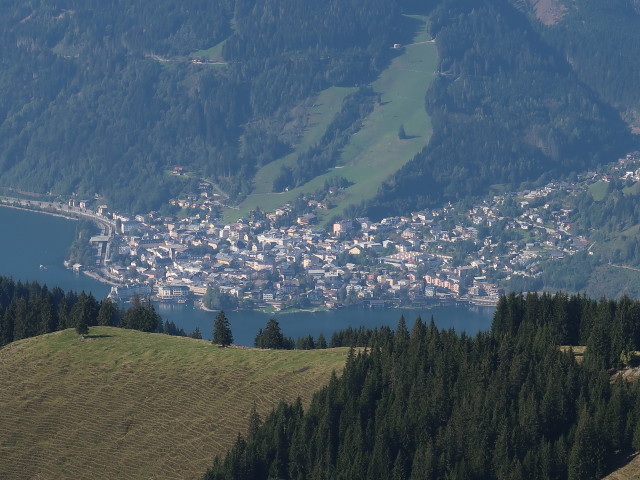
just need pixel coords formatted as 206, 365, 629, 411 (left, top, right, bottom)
0, 206, 495, 345
0, 206, 110, 298
156, 302, 495, 347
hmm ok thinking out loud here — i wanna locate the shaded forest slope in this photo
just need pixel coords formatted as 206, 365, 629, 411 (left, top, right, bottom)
369, 0, 638, 217
206, 293, 640, 480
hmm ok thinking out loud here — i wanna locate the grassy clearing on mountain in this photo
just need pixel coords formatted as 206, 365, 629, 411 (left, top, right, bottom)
250, 87, 357, 196
0, 327, 348, 480
226, 86, 355, 221
589, 181, 609, 201
191, 36, 230, 61
228, 16, 437, 223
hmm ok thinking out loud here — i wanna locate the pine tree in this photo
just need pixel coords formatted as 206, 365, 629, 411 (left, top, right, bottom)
568, 407, 605, 480
189, 326, 203, 339
76, 314, 89, 336
255, 318, 286, 349
213, 310, 233, 347
247, 401, 262, 440
97, 297, 118, 326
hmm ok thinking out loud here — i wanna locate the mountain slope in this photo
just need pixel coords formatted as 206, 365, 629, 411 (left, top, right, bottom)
518, 0, 640, 132
0, 0, 407, 212
368, 0, 636, 218
0, 0, 637, 218
0, 327, 348, 479
228, 15, 438, 222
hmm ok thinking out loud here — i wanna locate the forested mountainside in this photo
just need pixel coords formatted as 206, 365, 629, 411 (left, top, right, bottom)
205, 293, 640, 480
367, 0, 637, 217
516, 0, 640, 129
0, 0, 410, 212
0, 0, 637, 215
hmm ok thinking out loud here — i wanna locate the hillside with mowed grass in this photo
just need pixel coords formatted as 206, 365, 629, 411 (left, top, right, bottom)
0, 327, 349, 480
605, 453, 640, 480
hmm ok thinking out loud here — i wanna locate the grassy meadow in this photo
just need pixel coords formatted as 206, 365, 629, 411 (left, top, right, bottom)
227, 15, 438, 223
0, 327, 348, 479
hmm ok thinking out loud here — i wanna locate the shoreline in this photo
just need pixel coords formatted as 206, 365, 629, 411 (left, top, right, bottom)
81, 269, 120, 287
0, 202, 80, 222
0, 197, 116, 230
0, 199, 121, 289
193, 300, 494, 314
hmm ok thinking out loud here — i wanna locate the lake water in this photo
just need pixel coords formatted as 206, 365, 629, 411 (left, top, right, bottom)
0, 207, 110, 298
0, 206, 495, 345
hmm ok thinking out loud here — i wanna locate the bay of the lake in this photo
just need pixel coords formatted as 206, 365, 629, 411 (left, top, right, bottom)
0, 206, 495, 345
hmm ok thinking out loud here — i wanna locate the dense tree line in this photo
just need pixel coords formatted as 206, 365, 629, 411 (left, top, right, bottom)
205, 293, 640, 479
295, 333, 328, 350
0, 277, 179, 347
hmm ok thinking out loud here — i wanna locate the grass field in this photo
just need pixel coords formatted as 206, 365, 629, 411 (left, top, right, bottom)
251, 87, 357, 196
191, 36, 229, 62
589, 181, 609, 201
622, 181, 640, 196
227, 15, 438, 223
605, 453, 640, 480
0, 327, 348, 480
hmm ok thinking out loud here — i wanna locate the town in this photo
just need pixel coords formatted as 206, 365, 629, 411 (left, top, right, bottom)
2, 152, 639, 313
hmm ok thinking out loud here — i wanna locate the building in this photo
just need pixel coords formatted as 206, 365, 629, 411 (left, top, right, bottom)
157, 284, 190, 301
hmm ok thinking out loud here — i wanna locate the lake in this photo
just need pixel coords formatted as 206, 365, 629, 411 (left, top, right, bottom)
0, 206, 495, 345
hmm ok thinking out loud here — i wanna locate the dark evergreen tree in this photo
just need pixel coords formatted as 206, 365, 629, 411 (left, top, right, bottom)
75, 314, 89, 336
397, 124, 407, 140
316, 333, 328, 349
97, 298, 119, 326
213, 310, 233, 347
189, 326, 203, 339
255, 319, 292, 349
121, 295, 162, 332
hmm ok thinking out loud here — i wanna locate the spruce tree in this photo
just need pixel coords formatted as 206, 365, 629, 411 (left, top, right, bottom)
97, 297, 118, 326
255, 318, 286, 349
213, 310, 233, 347
189, 326, 203, 339
316, 333, 328, 349
76, 314, 89, 336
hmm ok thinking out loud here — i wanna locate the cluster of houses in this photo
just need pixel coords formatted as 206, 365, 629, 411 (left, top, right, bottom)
83, 152, 640, 311
99, 206, 507, 309
95, 203, 562, 310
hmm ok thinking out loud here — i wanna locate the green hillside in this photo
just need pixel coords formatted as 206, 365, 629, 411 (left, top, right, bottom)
0, 327, 348, 480
0, 0, 637, 218
228, 15, 437, 222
